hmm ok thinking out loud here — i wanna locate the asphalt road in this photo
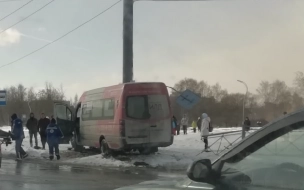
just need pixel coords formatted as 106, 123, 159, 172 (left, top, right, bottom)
0, 159, 177, 190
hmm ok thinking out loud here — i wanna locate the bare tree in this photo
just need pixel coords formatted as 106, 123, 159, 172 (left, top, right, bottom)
294, 71, 304, 95
0, 83, 67, 126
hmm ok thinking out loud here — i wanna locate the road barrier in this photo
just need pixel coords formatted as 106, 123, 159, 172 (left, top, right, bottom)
197, 128, 260, 156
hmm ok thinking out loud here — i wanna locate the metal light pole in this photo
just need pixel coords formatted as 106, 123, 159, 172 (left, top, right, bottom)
122, 0, 211, 83
123, 0, 134, 83
237, 80, 248, 139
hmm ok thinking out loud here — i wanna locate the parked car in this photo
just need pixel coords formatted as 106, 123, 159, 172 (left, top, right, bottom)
115, 109, 304, 189
52, 82, 173, 156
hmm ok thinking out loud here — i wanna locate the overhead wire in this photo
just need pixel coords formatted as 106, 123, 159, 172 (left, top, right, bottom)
0, 0, 34, 22
0, 0, 122, 69
0, 0, 22, 2
0, 0, 55, 34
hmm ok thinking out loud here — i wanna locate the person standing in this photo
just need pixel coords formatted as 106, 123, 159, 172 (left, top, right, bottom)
201, 113, 211, 151
197, 117, 202, 132
26, 113, 38, 148
172, 116, 177, 135
181, 115, 188, 135
46, 118, 64, 160
192, 120, 197, 133
176, 121, 180, 135
244, 117, 251, 131
37, 113, 50, 150
11, 113, 28, 160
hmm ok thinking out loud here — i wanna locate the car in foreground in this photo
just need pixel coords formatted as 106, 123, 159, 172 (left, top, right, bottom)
116, 108, 304, 190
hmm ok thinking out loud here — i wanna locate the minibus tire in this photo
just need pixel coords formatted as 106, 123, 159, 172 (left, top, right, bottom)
139, 148, 152, 155
151, 147, 158, 153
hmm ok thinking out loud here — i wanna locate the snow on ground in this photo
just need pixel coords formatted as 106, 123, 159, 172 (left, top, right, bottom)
0, 126, 260, 170
65, 155, 131, 167
65, 127, 259, 170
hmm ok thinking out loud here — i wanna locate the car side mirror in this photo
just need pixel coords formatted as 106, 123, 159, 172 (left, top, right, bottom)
187, 159, 216, 184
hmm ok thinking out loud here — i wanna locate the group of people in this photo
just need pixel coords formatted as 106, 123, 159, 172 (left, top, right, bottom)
10, 112, 64, 161
172, 113, 212, 150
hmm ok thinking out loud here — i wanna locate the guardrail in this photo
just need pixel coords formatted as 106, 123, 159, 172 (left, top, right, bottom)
197, 128, 260, 156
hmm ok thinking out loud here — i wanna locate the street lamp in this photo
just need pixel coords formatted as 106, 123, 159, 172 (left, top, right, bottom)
237, 80, 248, 139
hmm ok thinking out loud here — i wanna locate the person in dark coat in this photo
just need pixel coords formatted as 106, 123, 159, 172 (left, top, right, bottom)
244, 117, 251, 131
26, 112, 38, 147
11, 113, 28, 160
37, 113, 50, 149
197, 117, 202, 132
46, 118, 63, 160
172, 116, 178, 135
176, 121, 180, 135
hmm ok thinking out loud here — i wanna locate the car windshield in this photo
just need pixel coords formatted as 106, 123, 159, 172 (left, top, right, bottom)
220, 123, 304, 190
126, 95, 170, 120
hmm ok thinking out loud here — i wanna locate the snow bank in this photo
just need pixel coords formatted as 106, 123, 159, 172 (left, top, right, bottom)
65, 127, 258, 170
66, 155, 131, 167
127, 127, 249, 169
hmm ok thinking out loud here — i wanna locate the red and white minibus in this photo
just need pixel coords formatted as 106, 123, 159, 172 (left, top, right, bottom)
53, 82, 173, 155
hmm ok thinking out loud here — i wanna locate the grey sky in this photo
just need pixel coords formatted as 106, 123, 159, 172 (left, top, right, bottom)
0, 0, 303, 99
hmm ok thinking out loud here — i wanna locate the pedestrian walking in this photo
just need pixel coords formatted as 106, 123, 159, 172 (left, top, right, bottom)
172, 116, 177, 135
11, 113, 28, 160
192, 120, 197, 133
37, 113, 50, 150
197, 117, 201, 132
26, 113, 38, 148
201, 113, 211, 151
244, 117, 251, 131
46, 118, 64, 160
176, 121, 180, 135
181, 115, 188, 135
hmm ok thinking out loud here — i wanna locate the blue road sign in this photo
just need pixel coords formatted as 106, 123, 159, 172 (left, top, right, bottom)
0, 90, 7, 106
176, 89, 200, 109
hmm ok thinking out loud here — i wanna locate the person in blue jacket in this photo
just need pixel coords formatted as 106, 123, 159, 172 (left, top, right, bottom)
46, 118, 64, 160
11, 113, 28, 160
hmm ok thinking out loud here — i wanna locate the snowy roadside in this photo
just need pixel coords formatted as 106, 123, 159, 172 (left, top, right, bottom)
0, 126, 259, 170
64, 127, 258, 170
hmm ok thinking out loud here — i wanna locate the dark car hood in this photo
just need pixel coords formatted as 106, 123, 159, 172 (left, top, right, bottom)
115, 178, 214, 190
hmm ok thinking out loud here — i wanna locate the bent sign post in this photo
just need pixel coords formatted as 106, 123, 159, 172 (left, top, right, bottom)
0, 90, 6, 106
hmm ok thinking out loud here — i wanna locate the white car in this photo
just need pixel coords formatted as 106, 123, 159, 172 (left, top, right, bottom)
116, 109, 304, 190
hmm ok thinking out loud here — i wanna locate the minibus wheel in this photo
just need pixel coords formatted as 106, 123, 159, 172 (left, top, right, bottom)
151, 147, 158, 153
138, 148, 152, 155
139, 147, 158, 155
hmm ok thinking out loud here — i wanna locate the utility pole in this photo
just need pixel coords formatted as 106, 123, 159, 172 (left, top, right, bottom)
122, 0, 211, 83
123, 0, 134, 83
